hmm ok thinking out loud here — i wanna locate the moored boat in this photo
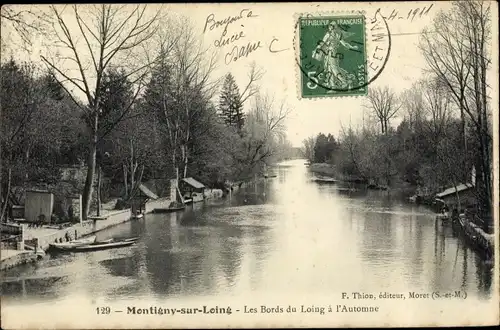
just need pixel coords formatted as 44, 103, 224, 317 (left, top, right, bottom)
311, 177, 337, 183
49, 235, 97, 250
49, 237, 140, 252
152, 206, 186, 213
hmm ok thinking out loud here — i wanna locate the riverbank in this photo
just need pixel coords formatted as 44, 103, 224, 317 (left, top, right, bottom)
1, 186, 235, 271
308, 163, 365, 183
0, 197, 173, 271
308, 163, 418, 193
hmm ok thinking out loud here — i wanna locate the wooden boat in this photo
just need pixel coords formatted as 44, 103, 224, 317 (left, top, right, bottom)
152, 206, 186, 213
264, 174, 277, 178
50, 237, 139, 252
131, 213, 144, 220
311, 177, 337, 183
49, 235, 97, 250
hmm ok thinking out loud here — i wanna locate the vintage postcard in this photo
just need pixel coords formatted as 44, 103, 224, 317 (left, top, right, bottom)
1, 1, 499, 328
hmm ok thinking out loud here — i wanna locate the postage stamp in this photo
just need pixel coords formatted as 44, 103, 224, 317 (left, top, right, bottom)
298, 15, 368, 98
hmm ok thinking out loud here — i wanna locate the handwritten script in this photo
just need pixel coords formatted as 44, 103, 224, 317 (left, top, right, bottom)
376, 4, 433, 22
203, 9, 287, 65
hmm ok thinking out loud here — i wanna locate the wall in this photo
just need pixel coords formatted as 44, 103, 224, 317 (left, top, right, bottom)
144, 198, 171, 214
25, 191, 54, 223
92, 209, 131, 232
33, 198, 173, 250
0, 252, 39, 271
26, 221, 95, 250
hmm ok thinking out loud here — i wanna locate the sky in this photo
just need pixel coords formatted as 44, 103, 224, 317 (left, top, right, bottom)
0, 2, 467, 147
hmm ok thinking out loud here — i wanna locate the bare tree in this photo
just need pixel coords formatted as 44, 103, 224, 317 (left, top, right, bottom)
302, 136, 316, 162
239, 92, 292, 177
238, 62, 264, 105
422, 77, 452, 147
0, 5, 52, 54
420, 0, 492, 224
144, 18, 218, 182
400, 82, 425, 132
40, 4, 163, 219
365, 86, 401, 135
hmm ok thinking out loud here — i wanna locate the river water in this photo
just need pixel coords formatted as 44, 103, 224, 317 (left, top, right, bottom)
1, 159, 496, 325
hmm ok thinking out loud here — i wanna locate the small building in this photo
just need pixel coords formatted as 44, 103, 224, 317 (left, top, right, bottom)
25, 190, 54, 224
179, 177, 206, 203
130, 183, 159, 214
435, 183, 476, 211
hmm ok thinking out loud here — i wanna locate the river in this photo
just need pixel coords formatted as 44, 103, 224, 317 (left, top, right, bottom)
0, 159, 495, 326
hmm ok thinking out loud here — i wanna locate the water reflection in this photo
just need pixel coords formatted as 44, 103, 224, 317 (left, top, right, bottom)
1, 159, 493, 302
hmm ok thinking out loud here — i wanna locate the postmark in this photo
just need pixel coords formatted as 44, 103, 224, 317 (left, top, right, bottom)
294, 10, 391, 99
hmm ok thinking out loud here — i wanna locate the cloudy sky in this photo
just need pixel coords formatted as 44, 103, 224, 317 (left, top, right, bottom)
1, 2, 474, 147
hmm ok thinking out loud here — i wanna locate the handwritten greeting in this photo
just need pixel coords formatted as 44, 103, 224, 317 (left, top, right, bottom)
203, 9, 288, 65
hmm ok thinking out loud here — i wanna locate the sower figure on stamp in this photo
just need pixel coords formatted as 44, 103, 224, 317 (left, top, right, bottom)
313, 21, 358, 90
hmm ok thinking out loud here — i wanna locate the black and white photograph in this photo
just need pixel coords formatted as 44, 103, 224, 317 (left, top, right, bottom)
1, 1, 498, 328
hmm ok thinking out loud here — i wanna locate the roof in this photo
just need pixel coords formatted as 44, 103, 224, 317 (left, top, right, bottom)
26, 189, 51, 194
139, 184, 158, 199
436, 183, 474, 198
181, 177, 205, 189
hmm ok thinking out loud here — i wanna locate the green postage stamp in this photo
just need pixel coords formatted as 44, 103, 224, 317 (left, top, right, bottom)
298, 15, 367, 98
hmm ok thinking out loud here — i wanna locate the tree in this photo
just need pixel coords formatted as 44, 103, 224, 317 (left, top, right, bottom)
144, 18, 218, 182
302, 136, 316, 163
1, 5, 52, 54
235, 92, 291, 179
1, 60, 48, 221
1, 59, 85, 221
219, 73, 244, 132
95, 68, 139, 212
312, 133, 339, 164
365, 86, 401, 135
421, 77, 453, 157
400, 82, 425, 133
420, 0, 493, 225
40, 4, 162, 219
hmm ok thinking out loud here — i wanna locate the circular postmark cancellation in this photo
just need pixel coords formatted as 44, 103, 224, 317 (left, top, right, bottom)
294, 9, 391, 98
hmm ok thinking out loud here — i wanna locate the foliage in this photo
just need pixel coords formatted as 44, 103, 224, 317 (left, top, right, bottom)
219, 73, 244, 132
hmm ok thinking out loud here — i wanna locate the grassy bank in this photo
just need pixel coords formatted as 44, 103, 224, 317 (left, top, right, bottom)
308, 163, 418, 196
308, 163, 365, 183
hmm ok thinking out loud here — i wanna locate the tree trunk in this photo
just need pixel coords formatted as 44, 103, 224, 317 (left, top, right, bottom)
82, 142, 97, 220
181, 144, 189, 179
458, 99, 467, 182
97, 165, 102, 217
82, 114, 98, 220
0, 168, 12, 222
123, 164, 128, 199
